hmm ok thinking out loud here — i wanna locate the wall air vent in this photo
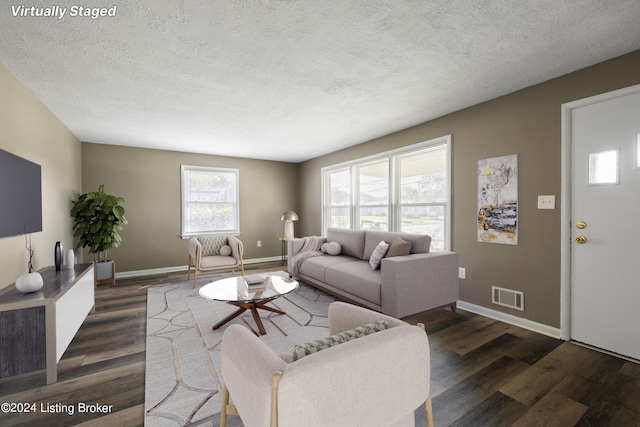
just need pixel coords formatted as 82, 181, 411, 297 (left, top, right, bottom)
492, 286, 524, 311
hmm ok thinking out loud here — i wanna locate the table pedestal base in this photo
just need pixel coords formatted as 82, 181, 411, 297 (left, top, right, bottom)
212, 297, 286, 335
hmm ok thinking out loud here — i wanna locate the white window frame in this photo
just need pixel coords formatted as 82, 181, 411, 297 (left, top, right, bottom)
181, 165, 240, 237
323, 166, 352, 230
321, 135, 451, 251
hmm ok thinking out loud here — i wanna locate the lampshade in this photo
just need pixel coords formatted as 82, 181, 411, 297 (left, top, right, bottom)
281, 211, 298, 240
280, 210, 299, 221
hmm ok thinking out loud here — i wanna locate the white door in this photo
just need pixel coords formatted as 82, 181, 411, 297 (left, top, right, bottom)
570, 88, 640, 360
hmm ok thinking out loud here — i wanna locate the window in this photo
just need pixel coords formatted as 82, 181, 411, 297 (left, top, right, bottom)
357, 160, 389, 231
588, 149, 618, 185
181, 165, 239, 236
322, 136, 451, 251
396, 145, 448, 249
324, 167, 351, 229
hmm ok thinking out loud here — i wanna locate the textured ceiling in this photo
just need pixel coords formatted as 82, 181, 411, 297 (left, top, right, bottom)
2, 1, 640, 163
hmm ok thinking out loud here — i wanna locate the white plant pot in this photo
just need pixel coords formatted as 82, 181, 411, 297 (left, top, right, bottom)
16, 272, 44, 293
95, 260, 114, 281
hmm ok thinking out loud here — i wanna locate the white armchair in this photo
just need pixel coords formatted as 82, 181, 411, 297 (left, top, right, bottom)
220, 301, 433, 427
187, 235, 244, 288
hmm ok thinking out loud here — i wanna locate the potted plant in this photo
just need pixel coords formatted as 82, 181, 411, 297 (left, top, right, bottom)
70, 185, 127, 283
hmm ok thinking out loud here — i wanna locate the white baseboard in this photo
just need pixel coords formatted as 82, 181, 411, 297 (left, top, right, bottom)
244, 256, 283, 265
116, 265, 186, 278
115, 256, 283, 279
457, 300, 562, 339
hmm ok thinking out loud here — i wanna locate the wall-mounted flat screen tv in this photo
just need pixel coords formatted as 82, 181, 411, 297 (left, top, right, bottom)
0, 149, 43, 238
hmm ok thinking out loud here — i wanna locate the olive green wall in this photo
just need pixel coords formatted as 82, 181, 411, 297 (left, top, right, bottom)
0, 64, 82, 291
80, 143, 299, 273
298, 50, 640, 328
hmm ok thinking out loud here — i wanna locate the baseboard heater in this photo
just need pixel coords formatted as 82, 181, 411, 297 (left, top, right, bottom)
492, 286, 524, 311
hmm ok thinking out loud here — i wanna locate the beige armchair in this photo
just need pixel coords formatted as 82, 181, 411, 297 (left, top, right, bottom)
188, 235, 244, 288
220, 301, 433, 427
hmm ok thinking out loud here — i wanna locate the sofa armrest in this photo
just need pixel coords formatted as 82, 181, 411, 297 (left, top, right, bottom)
287, 238, 308, 257
221, 325, 287, 427
287, 237, 327, 274
328, 301, 407, 335
381, 251, 459, 318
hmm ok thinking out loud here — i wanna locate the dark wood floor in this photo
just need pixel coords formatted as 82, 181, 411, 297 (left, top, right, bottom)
1, 263, 639, 426
406, 310, 640, 426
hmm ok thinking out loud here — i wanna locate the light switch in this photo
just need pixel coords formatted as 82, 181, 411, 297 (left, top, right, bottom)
537, 195, 556, 209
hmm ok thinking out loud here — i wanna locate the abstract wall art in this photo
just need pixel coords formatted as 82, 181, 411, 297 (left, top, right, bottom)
477, 154, 518, 245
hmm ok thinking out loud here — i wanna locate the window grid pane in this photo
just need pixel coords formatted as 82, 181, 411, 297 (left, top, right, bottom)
358, 160, 389, 206
359, 206, 388, 231
400, 205, 445, 251
329, 207, 351, 229
325, 168, 351, 228
185, 202, 237, 234
327, 168, 350, 205
588, 150, 618, 185
399, 146, 447, 204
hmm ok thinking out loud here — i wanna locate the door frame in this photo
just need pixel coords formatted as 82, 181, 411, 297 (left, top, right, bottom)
560, 83, 640, 341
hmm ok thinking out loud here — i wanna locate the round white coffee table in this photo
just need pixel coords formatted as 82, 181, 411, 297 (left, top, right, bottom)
199, 274, 299, 335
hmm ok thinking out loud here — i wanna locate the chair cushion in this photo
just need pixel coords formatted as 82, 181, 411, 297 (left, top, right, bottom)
200, 255, 238, 270
198, 235, 227, 256
291, 320, 389, 361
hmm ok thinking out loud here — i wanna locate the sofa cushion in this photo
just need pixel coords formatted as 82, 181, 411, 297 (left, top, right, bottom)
325, 260, 382, 305
369, 240, 389, 270
219, 245, 232, 256
363, 231, 431, 259
198, 235, 227, 256
386, 237, 412, 258
298, 255, 354, 282
327, 228, 366, 259
291, 320, 389, 361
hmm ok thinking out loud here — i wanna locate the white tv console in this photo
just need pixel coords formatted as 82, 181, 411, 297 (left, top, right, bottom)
0, 263, 95, 384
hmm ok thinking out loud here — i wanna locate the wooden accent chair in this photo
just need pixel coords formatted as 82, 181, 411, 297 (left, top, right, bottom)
220, 301, 433, 427
187, 235, 244, 288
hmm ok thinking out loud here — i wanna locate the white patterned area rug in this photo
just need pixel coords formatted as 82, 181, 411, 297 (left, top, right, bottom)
144, 272, 338, 427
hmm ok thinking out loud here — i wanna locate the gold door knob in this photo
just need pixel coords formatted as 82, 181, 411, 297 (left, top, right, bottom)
576, 221, 587, 229
575, 235, 587, 244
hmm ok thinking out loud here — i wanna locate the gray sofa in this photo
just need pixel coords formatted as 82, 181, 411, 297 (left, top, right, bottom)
288, 228, 459, 318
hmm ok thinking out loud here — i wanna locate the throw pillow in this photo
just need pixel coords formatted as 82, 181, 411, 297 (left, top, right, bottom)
369, 240, 390, 270
292, 320, 389, 361
198, 235, 227, 256
321, 242, 329, 253
325, 241, 342, 256
386, 237, 411, 257
219, 245, 232, 256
